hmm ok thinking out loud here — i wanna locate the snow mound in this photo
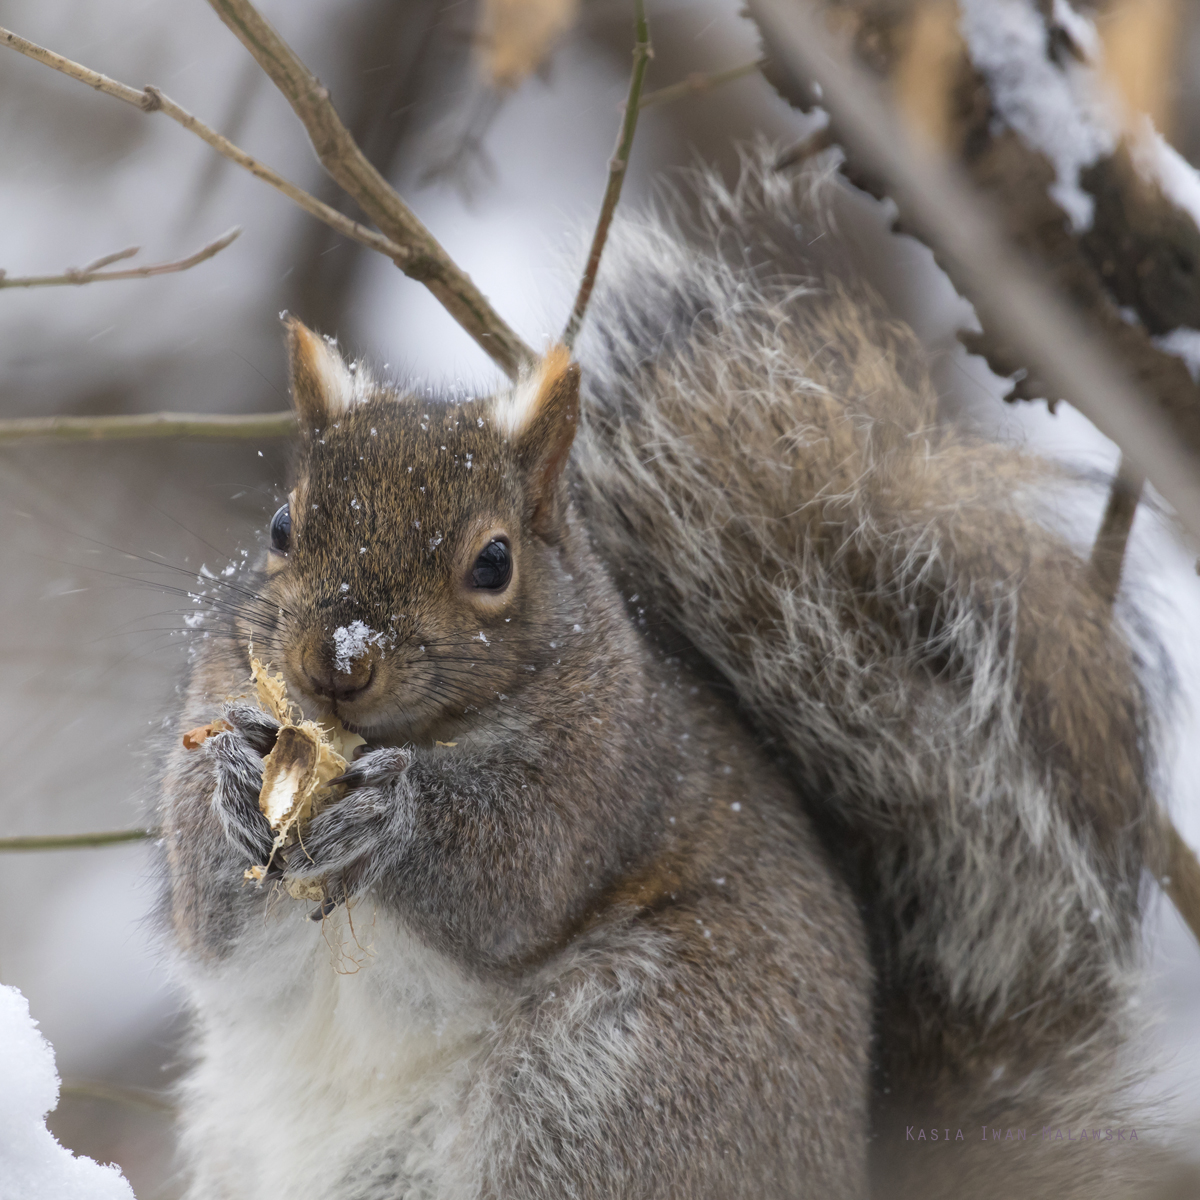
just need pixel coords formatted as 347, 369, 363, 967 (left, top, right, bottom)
0, 984, 135, 1200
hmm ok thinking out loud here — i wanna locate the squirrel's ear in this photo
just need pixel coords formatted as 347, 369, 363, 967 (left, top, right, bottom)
494, 346, 581, 541
283, 314, 355, 429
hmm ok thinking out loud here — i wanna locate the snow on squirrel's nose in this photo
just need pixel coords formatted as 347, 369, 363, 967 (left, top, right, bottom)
331, 620, 389, 674
299, 620, 388, 702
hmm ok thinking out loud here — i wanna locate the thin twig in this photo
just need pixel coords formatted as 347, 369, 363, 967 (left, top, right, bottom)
1089, 459, 1145, 606
1159, 820, 1200, 948
0, 228, 241, 290
144, 87, 412, 267
774, 125, 836, 170
0, 828, 156, 851
60, 1080, 177, 1116
0, 27, 152, 108
0, 29, 416, 281
83, 246, 140, 272
206, 0, 536, 380
562, 0, 652, 350
0, 411, 295, 443
638, 58, 761, 110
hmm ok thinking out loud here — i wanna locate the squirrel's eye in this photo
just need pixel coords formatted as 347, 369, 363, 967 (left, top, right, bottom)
471, 539, 512, 590
269, 503, 291, 553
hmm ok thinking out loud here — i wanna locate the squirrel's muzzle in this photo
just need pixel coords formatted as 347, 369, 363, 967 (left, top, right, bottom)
298, 637, 377, 705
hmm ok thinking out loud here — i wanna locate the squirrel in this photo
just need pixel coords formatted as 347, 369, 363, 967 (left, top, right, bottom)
157, 158, 1177, 1199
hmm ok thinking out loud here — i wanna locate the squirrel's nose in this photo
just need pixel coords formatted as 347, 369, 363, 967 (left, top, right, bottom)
299, 643, 375, 703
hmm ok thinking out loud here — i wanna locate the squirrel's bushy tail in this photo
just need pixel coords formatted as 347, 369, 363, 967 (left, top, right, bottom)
573, 154, 1169, 1197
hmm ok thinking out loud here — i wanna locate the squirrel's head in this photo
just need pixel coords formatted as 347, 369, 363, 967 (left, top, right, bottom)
253, 316, 584, 745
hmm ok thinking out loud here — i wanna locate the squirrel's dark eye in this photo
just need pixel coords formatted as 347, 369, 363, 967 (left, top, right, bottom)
471, 539, 512, 590
269, 503, 291, 553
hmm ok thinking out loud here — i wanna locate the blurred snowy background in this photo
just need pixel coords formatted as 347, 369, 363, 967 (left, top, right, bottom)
0, 0, 1197, 1195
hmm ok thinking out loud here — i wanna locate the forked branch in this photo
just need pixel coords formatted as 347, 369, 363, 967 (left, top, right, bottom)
0, 228, 241, 290
206, 0, 535, 379
0, 28, 408, 268
0, 21, 533, 379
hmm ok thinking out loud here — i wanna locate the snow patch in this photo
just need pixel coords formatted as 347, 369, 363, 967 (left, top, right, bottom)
0, 984, 136, 1200
963, 0, 1200, 253
959, 0, 1115, 230
332, 621, 388, 674
1153, 329, 1200, 383
1050, 0, 1100, 61
1131, 122, 1200, 232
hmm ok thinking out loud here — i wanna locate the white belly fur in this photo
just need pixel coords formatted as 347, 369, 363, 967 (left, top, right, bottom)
177, 902, 506, 1199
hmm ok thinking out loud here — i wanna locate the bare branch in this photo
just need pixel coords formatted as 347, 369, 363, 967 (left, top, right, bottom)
0, 228, 241, 290
638, 58, 761, 111
82, 245, 140, 272
0, 26, 153, 109
562, 0, 652, 350
0, 411, 294, 443
0, 828, 155, 851
0, 29, 436, 309
1159, 819, 1200, 950
142, 85, 412, 268
60, 1080, 177, 1116
1089, 460, 1145, 607
206, 0, 536, 380
774, 125, 836, 171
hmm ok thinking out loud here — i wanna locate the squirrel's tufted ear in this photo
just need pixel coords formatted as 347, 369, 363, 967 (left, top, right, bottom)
283, 314, 356, 430
494, 346, 581, 541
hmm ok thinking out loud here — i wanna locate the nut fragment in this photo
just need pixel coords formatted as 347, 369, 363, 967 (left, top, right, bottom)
258, 719, 357, 843
190, 656, 366, 903
251, 656, 293, 725
182, 719, 230, 750
248, 657, 365, 897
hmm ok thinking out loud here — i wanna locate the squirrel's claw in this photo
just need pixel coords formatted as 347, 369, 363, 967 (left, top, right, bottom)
221, 701, 281, 757
206, 727, 275, 862
282, 747, 413, 906
328, 746, 412, 790
308, 896, 339, 922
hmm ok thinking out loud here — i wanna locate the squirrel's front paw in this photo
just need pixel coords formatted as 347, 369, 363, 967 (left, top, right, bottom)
282, 747, 413, 904
206, 702, 279, 863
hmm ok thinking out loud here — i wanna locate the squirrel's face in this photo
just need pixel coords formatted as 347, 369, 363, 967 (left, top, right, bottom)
251, 319, 582, 746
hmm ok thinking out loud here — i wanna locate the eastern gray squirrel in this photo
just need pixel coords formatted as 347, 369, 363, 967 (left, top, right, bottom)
157, 160, 1170, 1199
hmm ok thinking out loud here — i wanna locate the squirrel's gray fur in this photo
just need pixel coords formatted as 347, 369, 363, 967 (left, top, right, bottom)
158, 155, 1175, 1198
574, 157, 1169, 1194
